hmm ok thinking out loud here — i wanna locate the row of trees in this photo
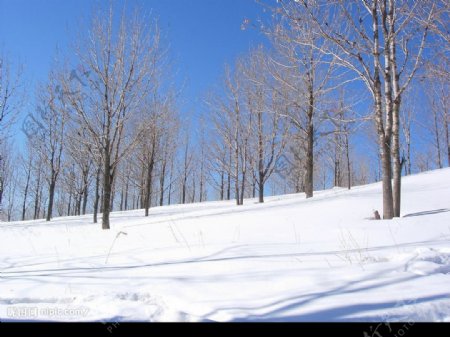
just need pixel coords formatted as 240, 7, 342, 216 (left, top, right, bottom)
206, 0, 448, 219
269, 0, 448, 219
0, 1, 448, 226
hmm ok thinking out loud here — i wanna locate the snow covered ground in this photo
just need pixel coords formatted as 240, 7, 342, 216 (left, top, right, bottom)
1, 168, 449, 322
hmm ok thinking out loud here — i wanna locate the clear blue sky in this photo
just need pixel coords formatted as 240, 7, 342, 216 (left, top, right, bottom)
0, 0, 269, 126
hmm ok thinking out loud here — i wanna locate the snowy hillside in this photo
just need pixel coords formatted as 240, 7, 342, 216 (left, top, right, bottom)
1, 168, 450, 322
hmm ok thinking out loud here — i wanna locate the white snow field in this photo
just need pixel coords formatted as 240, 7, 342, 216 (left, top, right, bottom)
0, 168, 449, 322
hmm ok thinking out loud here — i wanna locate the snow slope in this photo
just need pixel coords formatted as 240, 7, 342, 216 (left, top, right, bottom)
1, 168, 449, 322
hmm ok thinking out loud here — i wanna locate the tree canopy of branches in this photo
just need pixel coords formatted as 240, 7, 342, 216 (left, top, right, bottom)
62, 7, 165, 229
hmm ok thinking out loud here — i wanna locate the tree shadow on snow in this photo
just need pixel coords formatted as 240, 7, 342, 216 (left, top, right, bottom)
226, 293, 446, 322
403, 209, 450, 218
1, 237, 449, 278
200, 267, 448, 322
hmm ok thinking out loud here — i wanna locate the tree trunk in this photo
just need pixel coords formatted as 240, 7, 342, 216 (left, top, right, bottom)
82, 186, 88, 215
258, 180, 264, 203
110, 187, 115, 212
124, 175, 129, 211
182, 176, 187, 204
220, 170, 224, 201
375, 106, 394, 219
374, 81, 394, 219
392, 122, 402, 218
227, 147, 231, 200
139, 164, 145, 209
159, 160, 166, 206
240, 169, 246, 206
144, 158, 154, 217
93, 166, 100, 223
192, 178, 196, 203
445, 107, 450, 167
404, 121, 411, 175
345, 132, 351, 190
22, 168, 31, 221
78, 191, 83, 215
381, 142, 394, 219
334, 121, 342, 187
387, 0, 402, 218
234, 101, 240, 206
433, 102, 443, 168
239, 141, 247, 205
120, 187, 124, 211
373, 3, 394, 219
304, 86, 314, 198
168, 161, 173, 206
182, 141, 189, 204
67, 188, 72, 217
0, 177, 3, 213
199, 168, 204, 203
102, 151, 112, 230
34, 171, 41, 220
304, 119, 314, 198
258, 107, 265, 203
46, 178, 56, 221
235, 146, 240, 206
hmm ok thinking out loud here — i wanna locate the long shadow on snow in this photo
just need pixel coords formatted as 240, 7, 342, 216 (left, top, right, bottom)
403, 209, 450, 218
200, 266, 447, 322
1, 238, 449, 278
228, 294, 446, 322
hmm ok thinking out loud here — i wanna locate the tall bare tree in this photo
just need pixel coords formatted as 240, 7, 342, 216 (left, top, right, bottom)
0, 55, 22, 211
63, 7, 163, 229
243, 49, 288, 203
424, 60, 449, 167
33, 76, 66, 221
281, 0, 436, 218
207, 64, 243, 205
263, 4, 343, 199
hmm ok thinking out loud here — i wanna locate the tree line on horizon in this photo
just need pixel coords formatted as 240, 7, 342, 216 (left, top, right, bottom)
0, 0, 448, 227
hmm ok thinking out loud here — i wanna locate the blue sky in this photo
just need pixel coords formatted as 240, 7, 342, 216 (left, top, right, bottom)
0, 0, 269, 124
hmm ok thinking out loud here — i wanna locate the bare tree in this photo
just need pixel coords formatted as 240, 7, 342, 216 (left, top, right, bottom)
205, 133, 229, 201
207, 64, 243, 205
424, 60, 449, 167
197, 123, 207, 203
282, 0, 436, 218
63, 7, 162, 229
244, 48, 288, 203
208, 49, 288, 205
263, 4, 343, 199
0, 55, 22, 140
21, 148, 33, 220
400, 92, 415, 175
328, 94, 355, 190
0, 55, 22, 211
32, 76, 66, 221
180, 132, 193, 204
93, 163, 102, 223
31, 155, 45, 220
0, 141, 13, 219
0, 146, 19, 221
141, 110, 159, 216
66, 127, 95, 216
158, 123, 179, 206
